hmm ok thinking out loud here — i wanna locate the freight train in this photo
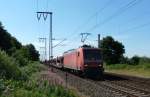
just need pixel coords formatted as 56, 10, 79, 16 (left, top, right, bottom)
47, 45, 104, 79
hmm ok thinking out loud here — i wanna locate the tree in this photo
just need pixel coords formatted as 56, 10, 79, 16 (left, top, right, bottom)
100, 36, 125, 65
139, 56, 150, 64
0, 22, 22, 55
0, 22, 12, 52
25, 44, 39, 61
0, 21, 39, 61
12, 44, 39, 66
119, 56, 129, 64
11, 37, 22, 49
130, 56, 140, 65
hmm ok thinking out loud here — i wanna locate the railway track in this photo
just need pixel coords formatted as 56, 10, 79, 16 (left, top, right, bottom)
107, 80, 150, 94
105, 72, 150, 85
100, 73, 150, 97
47, 66, 150, 97
94, 80, 150, 97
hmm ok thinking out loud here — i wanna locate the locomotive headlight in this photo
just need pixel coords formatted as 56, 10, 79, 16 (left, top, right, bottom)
84, 64, 88, 66
98, 64, 102, 67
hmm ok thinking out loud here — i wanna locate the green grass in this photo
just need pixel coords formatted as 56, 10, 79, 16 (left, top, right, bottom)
0, 49, 78, 97
0, 61, 78, 97
0, 73, 78, 97
105, 63, 150, 78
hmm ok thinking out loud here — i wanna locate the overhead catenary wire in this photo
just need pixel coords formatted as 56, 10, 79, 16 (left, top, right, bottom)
65, 0, 142, 45
64, 0, 113, 46
36, 0, 49, 11
89, 21, 150, 41
122, 21, 150, 33
53, 39, 67, 48
87, 21, 150, 41
36, 0, 39, 12
70, 0, 113, 36
65, 0, 141, 46
84, 0, 142, 34
65, 0, 145, 49
46, 0, 49, 11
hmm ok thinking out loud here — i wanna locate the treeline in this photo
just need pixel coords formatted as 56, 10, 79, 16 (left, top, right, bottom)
120, 56, 150, 65
0, 22, 21, 55
100, 36, 150, 65
0, 21, 40, 80
0, 21, 78, 97
0, 22, 39, 65
0, 21, 43, 96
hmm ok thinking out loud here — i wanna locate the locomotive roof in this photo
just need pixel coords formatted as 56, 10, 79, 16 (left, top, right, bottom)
63, 49, 76, 54
63, 47, 101, 55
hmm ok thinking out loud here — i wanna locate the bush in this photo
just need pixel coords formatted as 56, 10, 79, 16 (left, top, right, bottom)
21, 62, 46, 76
119, 56, 129, 64
0, 50, 27, 80
139, 57, 150, 64
0, 79, 5, 95
12, 49, 28, 67
119, 56, 141, 65
129, 56, 140, 65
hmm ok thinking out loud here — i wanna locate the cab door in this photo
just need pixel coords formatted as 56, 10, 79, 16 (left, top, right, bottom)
77, 49, 84, 71
76, 51, 80, 70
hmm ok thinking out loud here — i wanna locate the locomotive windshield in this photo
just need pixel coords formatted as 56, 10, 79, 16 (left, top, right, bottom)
83, 49, 101, 61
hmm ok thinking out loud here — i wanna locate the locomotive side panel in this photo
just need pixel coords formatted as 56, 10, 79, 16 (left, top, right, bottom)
63, 50, 78, 70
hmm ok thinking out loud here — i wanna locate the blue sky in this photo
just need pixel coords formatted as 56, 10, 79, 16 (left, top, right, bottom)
0, 0, 150, 59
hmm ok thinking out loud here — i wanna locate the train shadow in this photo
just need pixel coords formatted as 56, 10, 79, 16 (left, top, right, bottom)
84, 73, 128, 81
102, 73, 128, 81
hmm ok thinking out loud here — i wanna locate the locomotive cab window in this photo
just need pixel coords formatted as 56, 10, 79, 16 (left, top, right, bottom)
83, 49, 101, 61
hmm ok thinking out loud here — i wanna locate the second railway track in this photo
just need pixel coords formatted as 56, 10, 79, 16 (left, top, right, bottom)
94, 80, 150, 97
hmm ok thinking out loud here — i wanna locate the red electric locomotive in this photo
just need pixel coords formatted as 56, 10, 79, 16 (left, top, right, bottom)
63, 45, 104, 79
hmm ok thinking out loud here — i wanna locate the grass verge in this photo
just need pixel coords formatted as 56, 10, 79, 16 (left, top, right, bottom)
105, 63, 150, 78
0, 63, 78, 97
